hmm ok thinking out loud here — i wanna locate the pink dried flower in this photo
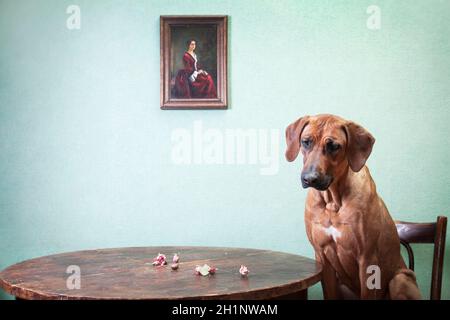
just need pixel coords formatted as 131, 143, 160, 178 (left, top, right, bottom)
195, 264, 217, 276
152, 253, 167, 266
173, 253, 180, 264
194, 265, 202, 275
239, 265, 249, 277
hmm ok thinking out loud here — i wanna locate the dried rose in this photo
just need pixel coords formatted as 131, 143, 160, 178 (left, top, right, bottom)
194, 265, 203, 275
239, 265, 249, 277
152, 253, 167, 266
173, 253, 180, 264
195, 264, 217, 276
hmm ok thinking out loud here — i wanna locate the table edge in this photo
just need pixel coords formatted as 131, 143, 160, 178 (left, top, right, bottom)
0, 246, 323, 300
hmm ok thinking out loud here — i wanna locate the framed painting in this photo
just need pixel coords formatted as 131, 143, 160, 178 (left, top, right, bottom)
160, 15, 228, 109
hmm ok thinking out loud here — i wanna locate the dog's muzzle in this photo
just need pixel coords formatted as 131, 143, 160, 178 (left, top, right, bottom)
301, 171, 333, 191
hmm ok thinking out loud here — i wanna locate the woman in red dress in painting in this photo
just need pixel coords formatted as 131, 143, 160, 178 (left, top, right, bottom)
173, 40, 217, 99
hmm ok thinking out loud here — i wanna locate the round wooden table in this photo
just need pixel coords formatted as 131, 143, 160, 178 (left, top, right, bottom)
0, 246, 322, 300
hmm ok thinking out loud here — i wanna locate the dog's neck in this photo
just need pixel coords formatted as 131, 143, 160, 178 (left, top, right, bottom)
318, 166, 353, 212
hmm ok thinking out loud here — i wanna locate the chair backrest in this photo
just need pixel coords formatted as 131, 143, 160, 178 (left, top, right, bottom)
395, 216, 447, 300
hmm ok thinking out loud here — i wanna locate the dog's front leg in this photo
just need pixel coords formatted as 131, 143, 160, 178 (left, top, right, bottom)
316, 252, 341, 299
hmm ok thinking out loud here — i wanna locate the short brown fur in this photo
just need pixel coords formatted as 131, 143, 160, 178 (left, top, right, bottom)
286, 114, 421, 299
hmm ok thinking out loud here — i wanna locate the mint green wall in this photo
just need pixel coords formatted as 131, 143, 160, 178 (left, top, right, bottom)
0, 0, 449, 300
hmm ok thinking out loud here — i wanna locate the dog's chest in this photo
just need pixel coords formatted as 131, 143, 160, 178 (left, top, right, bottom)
321, 225, 342, 242
309, 208, 356, 249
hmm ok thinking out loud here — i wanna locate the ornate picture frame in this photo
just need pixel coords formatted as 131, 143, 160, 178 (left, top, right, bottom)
160, 15, 228, 109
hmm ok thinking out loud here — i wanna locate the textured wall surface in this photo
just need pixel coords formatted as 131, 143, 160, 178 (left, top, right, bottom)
0, 0, 449, 299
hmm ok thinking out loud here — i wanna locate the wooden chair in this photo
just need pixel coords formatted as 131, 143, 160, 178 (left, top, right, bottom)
395, 216, 447, 300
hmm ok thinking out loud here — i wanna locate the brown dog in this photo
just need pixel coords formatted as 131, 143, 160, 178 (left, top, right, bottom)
285, 114, 421, 299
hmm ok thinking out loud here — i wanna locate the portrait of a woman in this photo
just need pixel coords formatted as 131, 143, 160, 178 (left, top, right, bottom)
173, 39, 217, 99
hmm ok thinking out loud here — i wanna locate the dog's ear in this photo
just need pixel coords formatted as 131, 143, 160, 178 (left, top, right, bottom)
285, 116, 310, 162
343, 121, 375, 172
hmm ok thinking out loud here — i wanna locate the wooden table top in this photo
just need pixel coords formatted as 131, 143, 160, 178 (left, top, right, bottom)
0, 246, 322, 300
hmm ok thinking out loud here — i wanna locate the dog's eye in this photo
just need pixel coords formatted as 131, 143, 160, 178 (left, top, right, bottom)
301, 139, 313, 149
326, 141, 341, 153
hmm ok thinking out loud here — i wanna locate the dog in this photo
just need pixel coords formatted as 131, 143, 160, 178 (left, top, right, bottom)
285, 114, 421, 299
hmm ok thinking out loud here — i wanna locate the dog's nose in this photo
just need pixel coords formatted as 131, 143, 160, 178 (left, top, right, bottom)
302, 171, 320, 187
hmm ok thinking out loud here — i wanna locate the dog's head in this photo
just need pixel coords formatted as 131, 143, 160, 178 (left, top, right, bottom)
285, 114, 375, 191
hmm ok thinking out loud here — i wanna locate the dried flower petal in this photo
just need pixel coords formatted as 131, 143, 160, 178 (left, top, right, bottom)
239, 265, 249, 276
173, 254, 180, 263
199, 265, 210, 276
171, 263, 179, 270
152, 253, 167, 266
194, 264, 217, 276
194, 265, 202, 275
